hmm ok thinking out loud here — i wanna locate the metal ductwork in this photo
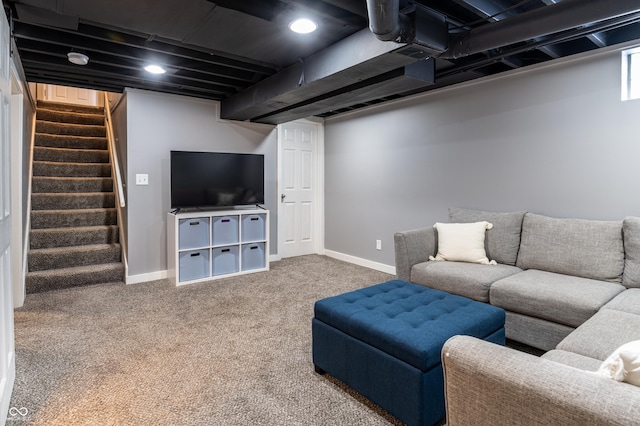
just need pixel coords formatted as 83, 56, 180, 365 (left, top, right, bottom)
367, 0, 640, 60
366, 0, 411, 42
254, 59, 436, 124
219, 2, 447, 123
220, 24, 445, 122
366, 0, 448, 55
220, 0, 640, 124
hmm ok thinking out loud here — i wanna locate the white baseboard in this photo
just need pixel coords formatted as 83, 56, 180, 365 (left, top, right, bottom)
126, 270, 168, 285
125, 253, 388, 284
323, 250, 396, 276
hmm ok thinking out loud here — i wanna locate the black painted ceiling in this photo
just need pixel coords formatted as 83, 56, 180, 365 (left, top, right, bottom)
3, 0, 640, 123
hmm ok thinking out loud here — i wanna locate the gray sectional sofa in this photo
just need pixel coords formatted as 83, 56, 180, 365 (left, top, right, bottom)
394, 208, 640, 424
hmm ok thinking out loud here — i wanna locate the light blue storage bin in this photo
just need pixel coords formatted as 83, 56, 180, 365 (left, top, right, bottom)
242, 242, 265, 271
212, 215, 239, 246
241, 214, 266, 242
179, 249, 210, 282
212, 245, 239, 276
178, 217, 210, 249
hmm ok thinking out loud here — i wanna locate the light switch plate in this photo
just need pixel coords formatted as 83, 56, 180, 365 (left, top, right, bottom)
136, 174, 149, 185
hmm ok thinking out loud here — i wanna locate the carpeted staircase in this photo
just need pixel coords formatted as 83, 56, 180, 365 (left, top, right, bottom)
26, 101, 125, 294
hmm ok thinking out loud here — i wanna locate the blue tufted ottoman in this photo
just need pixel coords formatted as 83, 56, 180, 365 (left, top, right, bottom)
312, 279, 505, 426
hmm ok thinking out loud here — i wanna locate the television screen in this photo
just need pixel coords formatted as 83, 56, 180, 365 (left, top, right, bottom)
170, 151, 265, 209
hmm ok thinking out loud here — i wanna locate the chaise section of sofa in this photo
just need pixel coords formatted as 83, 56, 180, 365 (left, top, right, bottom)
442, 305, 640, 424
442, 335, 640, 426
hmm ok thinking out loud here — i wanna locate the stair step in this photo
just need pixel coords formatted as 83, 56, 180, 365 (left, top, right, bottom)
33, 161, 111, 177
34, 146, 109, 163
30, 225, 119, 249
35, 134, 108, 150
36, 101, 104, 115
31, 192, 115, 210
31, 208, 117, 229
36, 109, 104, 126
25, 263, 124, 294
32, 177, 113, 194
27, 101, 122, 294
28, 243, 122, 272
36, 121, 106, 137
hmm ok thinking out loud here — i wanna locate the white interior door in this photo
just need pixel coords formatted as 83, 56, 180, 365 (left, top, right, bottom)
45, 84, 97, 106
278, 121, 319, 258
0, 8, 16, 425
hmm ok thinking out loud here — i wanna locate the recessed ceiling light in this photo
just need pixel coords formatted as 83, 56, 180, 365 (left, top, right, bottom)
67, 52, 89, 66
289, 18, 317, 34
144, 64, 166, 74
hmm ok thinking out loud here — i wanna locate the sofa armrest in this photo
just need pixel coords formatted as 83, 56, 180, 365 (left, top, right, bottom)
442, 335, 640, 426
394, 227, 436, 281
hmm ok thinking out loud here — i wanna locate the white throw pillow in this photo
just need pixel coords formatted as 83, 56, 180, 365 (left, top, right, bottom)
596, 340, 640, 386
429, 221, 496, 265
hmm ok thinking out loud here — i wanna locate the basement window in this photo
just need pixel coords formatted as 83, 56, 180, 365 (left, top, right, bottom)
622, 46, 640, 101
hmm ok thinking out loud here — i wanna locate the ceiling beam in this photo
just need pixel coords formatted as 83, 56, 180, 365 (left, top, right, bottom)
539, 0, 607, 48
443, 0, 640, 58
23, 58, 238, 100
11, 20, 277, 77
15, 38, 252, 90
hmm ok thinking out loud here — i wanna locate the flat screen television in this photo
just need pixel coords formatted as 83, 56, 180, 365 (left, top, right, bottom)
170, 150, 264, 209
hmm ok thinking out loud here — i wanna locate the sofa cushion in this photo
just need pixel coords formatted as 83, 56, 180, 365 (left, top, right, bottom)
430, 221, 495, 265
449, 208, 525, 266
556, 310, 640, 361
541, 349, 602, 372
490, 270, 625, 328
411, 261, 522, 303
623, 217, 640, 288
504, 311, 574, 352
516, 213, 624, 283
601, 288, 640, 316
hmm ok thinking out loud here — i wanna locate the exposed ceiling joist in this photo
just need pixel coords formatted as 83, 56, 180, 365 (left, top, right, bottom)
3, 0, 640, 124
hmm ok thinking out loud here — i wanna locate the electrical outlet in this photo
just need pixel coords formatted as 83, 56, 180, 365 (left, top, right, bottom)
376, 240, 382, 251
136, 174, 149, 185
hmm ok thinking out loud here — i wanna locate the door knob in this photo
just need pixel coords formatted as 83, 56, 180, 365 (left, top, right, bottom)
281, 194, 286, 202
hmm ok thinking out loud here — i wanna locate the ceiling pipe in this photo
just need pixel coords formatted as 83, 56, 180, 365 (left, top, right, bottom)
443, 0, 640, 59
366, 0, 412, 42
366, 0, 448, 55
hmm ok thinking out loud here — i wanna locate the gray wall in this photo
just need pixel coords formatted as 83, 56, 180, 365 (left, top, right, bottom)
122, 89, 276, 277
324, 48, 640, 268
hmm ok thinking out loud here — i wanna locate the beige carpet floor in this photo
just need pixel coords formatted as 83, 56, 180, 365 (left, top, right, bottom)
11, 255, 406, 425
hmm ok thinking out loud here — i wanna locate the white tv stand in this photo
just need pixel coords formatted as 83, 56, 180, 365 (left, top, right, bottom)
167, 208, 269, 286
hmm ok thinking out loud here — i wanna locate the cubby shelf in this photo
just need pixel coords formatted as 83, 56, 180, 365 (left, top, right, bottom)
167, 208, 269, 286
